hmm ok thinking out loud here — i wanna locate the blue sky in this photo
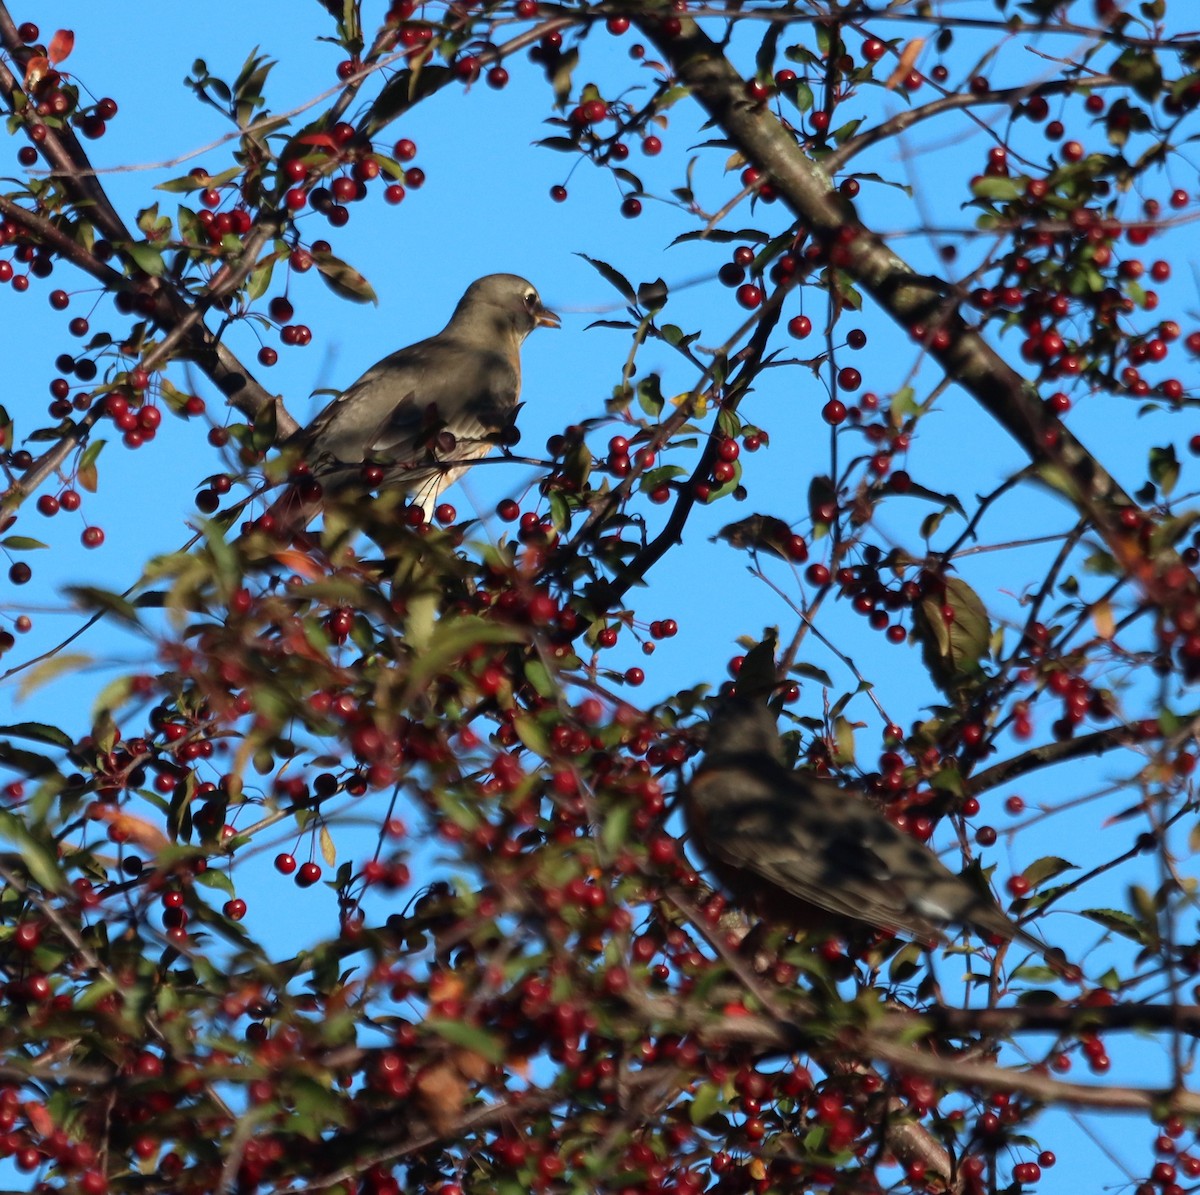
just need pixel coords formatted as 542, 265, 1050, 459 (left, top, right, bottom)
1, 3, 1198, 1189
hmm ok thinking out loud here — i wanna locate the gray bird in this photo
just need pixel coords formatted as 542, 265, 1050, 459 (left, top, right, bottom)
686, 653, 1062, 963
256, 273, 559, 538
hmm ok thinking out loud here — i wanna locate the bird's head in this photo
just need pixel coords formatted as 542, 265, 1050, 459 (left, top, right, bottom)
450, 273, 560, 343
702, 632, 786, 763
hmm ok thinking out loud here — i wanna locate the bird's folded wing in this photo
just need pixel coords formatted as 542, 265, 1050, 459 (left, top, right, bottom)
309, 340, 517, 463
694, 768, 946, 939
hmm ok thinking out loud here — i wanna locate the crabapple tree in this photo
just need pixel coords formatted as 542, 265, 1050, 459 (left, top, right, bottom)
0, 2, 1198, 1194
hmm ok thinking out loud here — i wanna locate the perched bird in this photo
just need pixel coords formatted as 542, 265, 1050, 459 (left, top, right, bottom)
686, 648, 1058, 961
255, 273, 559, 539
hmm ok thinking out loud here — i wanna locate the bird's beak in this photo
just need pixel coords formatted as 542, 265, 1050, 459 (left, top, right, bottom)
535, 306, 561, 330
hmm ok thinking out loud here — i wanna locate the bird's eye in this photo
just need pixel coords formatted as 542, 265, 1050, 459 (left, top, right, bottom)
524, 291, 537, 307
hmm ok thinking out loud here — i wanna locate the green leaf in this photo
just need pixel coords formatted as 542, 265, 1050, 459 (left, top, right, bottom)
195, 868, 234, 895
893, 482, 965, 519
576, 254, 636, 304
406, 617, 525, 693
790, 662, 833, 686
689, 1081, 723, 1125
513, 714, 550, 759
425, 1019, 505, 1064
550, 46, 579, 109
1082, 907, 1155, 945
155, 164, 242, 193
637, 278, 668, 310
313, 250, 377, 305
888, 940, 923, 984
1149, 444, 1179, 496
91, 675, 137, 719
600, 801, 631, 860
831, 716, 856, 766
714, 514, 797, 561
125, 242, 165, 277
970, 176, 1023, 202
251, 400, 278, 454
636, 374, 664, 417
1111, 46, 1163, 102
1021, 856, 1077, 889
0, 810, 66, 893
535, 136, 580, 153
911, 576, 991, 697
808, 474, 837, 537
0, 536, 48, 551
0, 722, 73, 748
524, 659, 557, 699
63, 586, 142, 627
659, 324, 699, 349
246, 252, 278, 301
786, 79, 814, 113
17, 654, 93, 703
77, 437, 104, 492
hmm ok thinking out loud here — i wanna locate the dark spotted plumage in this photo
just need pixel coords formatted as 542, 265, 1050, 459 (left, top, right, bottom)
688, 691, 1055, 957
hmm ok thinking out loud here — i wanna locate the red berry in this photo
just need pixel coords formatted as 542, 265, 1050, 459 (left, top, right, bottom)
822, 399, 847, 424
296, 861, 322, 887
81, 526, 104, 548
1007, 875, 1031, 897
736, 284, 763, 309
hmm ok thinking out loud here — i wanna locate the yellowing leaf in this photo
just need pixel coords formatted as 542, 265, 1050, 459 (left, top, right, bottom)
1092, 598, 1115, 639
884, 38, 925, 90
48, 29, 74, 65
17, 653, 93, 703
269, 549, 325, 580
23, 55, 49, 90
319, 824, 336, 867
90, 805, 168, 853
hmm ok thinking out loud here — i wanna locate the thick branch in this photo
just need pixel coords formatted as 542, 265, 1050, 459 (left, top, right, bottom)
694, 1000, 1200, 1113
635, 16, 1142, 557
968, 720, 1154, 794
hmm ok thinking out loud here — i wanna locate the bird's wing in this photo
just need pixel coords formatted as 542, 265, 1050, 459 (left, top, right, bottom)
693, 762, 975, 940
313, 338, 519, 459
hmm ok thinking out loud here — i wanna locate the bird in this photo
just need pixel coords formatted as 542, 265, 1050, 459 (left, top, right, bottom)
250, 273, 559, 541
685, 642, 1062, 963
